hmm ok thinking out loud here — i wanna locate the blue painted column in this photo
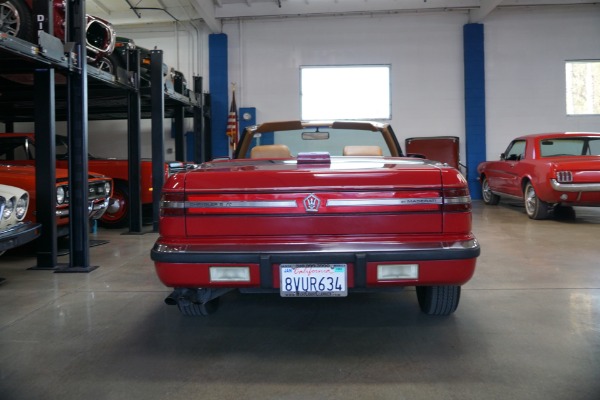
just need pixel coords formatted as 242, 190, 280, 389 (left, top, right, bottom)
463, 23, 486, 199
209, 33, 229, 158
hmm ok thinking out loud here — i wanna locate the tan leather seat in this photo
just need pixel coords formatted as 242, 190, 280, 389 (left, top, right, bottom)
250, 144, 292, 159
343, 145, 383, 156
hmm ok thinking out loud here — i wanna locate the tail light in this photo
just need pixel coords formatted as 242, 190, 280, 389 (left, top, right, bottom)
443, 188, 471, 212
556, 171, 573, 183
160, 193, 185, 216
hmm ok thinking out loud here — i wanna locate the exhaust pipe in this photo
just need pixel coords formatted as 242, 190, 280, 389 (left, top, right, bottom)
164, 288, 234, 306
164, 289, 181, 305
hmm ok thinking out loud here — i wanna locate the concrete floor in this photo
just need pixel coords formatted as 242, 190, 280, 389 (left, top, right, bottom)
0, 201, 599, 400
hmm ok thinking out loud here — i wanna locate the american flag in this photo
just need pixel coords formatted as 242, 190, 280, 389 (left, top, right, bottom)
226, 90, 238, 152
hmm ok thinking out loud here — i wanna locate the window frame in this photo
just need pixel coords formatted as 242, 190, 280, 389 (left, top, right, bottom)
300, 64, 392, 121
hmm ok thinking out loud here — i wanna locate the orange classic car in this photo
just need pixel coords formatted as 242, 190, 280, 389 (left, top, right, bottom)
151, 121, 480, 317
477, 132, 600, 219
0, 164, 111, 237
0, 132, 159, 228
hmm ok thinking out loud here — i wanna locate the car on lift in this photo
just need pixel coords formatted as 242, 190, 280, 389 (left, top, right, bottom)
0, 0, 116, 66
0, 163, 111, 237
151, 120, 480, 317
477, 132, 600, 219
0, 132, 170, 228
0, 183, 40, 255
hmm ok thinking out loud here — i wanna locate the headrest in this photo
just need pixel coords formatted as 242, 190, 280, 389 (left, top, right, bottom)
250, 144, 292, 159
343, 145, 383, 156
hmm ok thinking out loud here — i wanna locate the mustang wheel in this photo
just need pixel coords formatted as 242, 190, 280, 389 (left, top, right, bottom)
0, 0, 33, 40
416, 285, 460, 316
481, 176, 500, 205
524, 182, 549, 220
177, 297, 220, 316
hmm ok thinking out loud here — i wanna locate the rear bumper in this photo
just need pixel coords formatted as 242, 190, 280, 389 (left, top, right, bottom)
151, 237, 480, 289
550, 180, 600, 192
0, 222, 41, 252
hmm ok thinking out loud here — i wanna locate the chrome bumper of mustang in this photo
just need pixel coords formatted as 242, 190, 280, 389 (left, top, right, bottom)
550, 180, 600, 192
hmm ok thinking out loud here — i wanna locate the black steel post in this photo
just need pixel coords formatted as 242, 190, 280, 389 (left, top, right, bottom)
60, 0, 96, 272
193, 76, 204, 163
32, 68, 58, 270
127, 48, 143, 233
150, 50, 165, 232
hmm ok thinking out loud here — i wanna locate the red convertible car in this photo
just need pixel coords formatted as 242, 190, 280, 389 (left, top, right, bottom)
151, 121, 480, 316
477, 132, 600, 219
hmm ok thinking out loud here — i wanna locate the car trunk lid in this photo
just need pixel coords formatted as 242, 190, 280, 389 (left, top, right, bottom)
181, 157, 448, 236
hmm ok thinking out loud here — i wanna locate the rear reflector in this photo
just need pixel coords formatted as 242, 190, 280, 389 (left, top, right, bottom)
209, 266, 251, 282
377, 264, 419, 280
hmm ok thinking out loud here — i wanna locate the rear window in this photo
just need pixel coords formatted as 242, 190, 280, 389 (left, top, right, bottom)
242, 128, 392, 158
540, 137, 600, 157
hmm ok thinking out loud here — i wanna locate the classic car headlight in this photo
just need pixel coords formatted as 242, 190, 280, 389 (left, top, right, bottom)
556, 171, 573, 183
15, 193, 28, 220
104, 182, 111, 196
3, 196, 15, 219
57, 186, 66, 205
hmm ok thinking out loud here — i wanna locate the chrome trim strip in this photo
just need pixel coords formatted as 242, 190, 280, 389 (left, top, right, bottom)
186, 200, 298, 208
326, 197, 442, 207
153, 238, 480, 255
550, 179, 600, 192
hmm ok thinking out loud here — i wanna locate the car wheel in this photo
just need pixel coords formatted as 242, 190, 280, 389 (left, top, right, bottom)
523, 182, 549, 220
481, 176, 500, 205
177, 297, 220, 316
99, 181, 129, 228
416, 285, 460, 316
94, 53, 123, 74
417, 286, 460, 315
0, 0, 33, 41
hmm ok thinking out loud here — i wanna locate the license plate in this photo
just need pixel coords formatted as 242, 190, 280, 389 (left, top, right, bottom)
280, 264, 347, 297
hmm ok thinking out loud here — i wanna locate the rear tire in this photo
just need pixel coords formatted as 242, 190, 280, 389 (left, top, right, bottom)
416, 285, 461, 316
0, 0, 33, 41
524, 182, 549, 220
481, 176, 500, 205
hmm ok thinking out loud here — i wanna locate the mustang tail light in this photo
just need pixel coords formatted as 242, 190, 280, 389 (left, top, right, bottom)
556, 171, 573, 183
442, 188, 471, 212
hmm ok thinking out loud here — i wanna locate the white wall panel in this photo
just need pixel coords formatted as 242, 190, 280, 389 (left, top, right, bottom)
224, 12, 469, 159
484, 6, 600, 160
225, 7, 599, 163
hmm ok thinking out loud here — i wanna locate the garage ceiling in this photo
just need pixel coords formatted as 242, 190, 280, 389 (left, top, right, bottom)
86, 0, 598, 33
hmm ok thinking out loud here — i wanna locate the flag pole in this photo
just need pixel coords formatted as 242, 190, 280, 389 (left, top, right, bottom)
226, 83, 238, 159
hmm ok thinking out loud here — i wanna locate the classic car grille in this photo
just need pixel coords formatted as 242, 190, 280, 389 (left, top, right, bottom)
88, 181, 110, 200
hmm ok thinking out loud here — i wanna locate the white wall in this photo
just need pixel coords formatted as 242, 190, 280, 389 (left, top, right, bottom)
485, 6, 600, 160
224, 6, 600, 163
225, 11, 469, 159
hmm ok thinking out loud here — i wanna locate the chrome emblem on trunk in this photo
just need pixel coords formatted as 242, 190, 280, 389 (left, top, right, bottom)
303, 194, 321, 212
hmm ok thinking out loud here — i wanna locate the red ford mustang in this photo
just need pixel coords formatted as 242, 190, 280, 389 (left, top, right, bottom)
477, 132, 600, 219
151, 121, 480, 316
